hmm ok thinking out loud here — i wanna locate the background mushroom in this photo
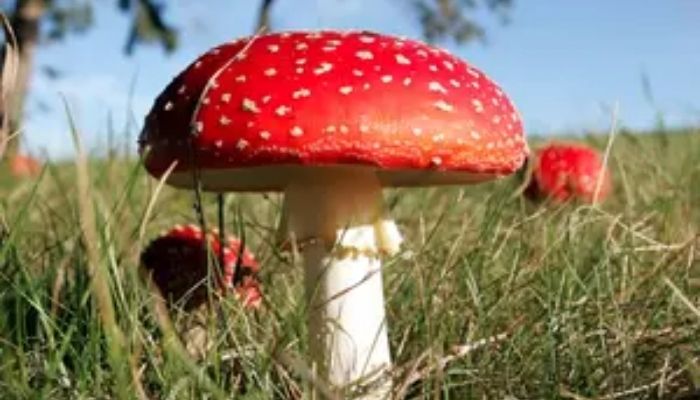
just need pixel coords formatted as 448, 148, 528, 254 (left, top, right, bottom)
141, 224, 261, 356
524, 142, 611, 203
9, 153, 41, 178
139, 30, 527, 397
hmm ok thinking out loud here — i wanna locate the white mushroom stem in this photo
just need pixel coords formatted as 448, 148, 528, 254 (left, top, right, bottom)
282, 168, 403, 398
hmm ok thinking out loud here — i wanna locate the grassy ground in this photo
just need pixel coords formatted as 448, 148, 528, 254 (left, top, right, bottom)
0, 127, 698, 399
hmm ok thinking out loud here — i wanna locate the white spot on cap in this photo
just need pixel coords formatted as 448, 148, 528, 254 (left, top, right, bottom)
472, 99, 484, 113
194, 61, 202, 68
449, 79, 461, 88
363, 83, 371, 90
296, 42, 309, 50
403, 77, 412, 86
163, 101, 174, 111
313, 62, 333, 75
264, 68, 277, 77
339, 86, 353, 95
467, 67, 480, 78
352, 69, 364, 77
356, 50, 374, 60
327, 39, 342, 46
178, 85, 186, 94
429, 64, 438, 72
322, 46, 336, 52
412, 127, 423, 136
416, 49, 428, 58
360, 125, 369, 133
242, 98, 261, 113
491, 98, 500, 106
236, 139, 249, 150
510, 112, 519, 122
194, 121, 203, 133
430, 156, 442, 166
339, 125, 349, 133
381, 75, 393, 83
395, 54, 411, 65
267, 44, 280, 53
486, 142, 495, 150
295, 58, 307, 65
471, 81, 480, 89
428, 81, 447, 94
215, 140, 223, 148
359, 35, 376, 44
433, 133, 445, 142
275, 105, 291, 116
470, 130, 481, 140
221, 93, 231, 103
296, 67, 304, 74
305, 32, 322, 39
202, 97, 210, 105
434, 100, 454, 112
325, 125, 337, 134
260, 131, 271, 140
235, 75, 246, 83
290, 126, 304, 137
292, 88, 311, 99
262, 95, 272, 103
235, 51, 247, 61
443, 61, 455, 71
219, 116, 231, 126
492, 115, 501, 124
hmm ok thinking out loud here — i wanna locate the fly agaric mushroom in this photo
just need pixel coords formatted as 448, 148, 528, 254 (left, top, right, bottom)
139, 30, 527, 397
141, 224, 261, 310
9, 154, 41, 178
525, 142, 611, 203
141, 224, 261, 358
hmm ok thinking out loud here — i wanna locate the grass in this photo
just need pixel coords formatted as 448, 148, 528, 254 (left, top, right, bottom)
0, 126, 699, 399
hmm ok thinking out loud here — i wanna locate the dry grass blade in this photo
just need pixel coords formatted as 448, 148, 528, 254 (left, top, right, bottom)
664, 277, 700, 320
137, 158, 178, 244
144, 277, 229, 400
275, 351, 340, 400
0, 11, 19, 160
394, 329, 513, 398
594, 101, 619, 205
63, 97, 146, 399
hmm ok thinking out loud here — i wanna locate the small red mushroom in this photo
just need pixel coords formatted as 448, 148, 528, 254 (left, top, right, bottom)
140, 224, 261, 310
9, 154, 41, 178
525, 142, 612, 203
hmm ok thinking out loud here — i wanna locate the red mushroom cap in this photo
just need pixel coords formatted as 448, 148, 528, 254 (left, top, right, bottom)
10, 154, 41, 178
525, 142, 612, 203
140, 224, 261, 310
140, 30, 527, 191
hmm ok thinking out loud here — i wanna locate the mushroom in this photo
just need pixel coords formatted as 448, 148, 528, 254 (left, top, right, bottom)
139, 30, 527, 397
141, 224, 261, 356
524, 142, 611, 203
9, 153, 41, 178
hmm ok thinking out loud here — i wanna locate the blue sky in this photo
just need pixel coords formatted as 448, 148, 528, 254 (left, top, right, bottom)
23, 0, 700, 158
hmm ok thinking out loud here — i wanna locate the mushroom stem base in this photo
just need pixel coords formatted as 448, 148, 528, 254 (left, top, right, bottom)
282, 168, 402, 398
